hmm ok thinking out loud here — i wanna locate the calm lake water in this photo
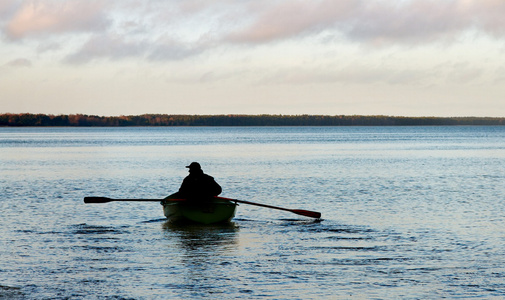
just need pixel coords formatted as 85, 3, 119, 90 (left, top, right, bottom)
1, 126, 505, 299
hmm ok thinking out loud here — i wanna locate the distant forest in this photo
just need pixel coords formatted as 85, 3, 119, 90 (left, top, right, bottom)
1, 113, 504, 126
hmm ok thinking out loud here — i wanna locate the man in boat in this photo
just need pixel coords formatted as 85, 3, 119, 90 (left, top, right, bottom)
165, 162, 222, 202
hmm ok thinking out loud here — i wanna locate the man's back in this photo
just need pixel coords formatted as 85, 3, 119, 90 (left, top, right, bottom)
178, 167, 222, 199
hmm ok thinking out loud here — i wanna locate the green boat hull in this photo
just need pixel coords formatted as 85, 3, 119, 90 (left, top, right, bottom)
162, 198, 237, 224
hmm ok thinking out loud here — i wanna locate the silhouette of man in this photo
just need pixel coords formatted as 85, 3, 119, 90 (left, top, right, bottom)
165, 162, 222, 201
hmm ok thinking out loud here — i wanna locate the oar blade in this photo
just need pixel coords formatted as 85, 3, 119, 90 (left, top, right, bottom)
291, 209, 321, 219
84, 197, 113, 203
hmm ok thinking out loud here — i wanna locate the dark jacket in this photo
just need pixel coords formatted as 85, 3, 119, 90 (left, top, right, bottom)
178, 170, 222, 200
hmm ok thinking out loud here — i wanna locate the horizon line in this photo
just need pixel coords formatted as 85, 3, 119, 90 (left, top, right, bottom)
2, 113, 505, 119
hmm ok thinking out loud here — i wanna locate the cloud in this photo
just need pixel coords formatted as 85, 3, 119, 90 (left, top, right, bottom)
225, 0, 358, 43
65, 34, 208, 64
4, 0, 109, 40
346, 0, 505, 44
256, 64, 437, 87
470, 0, 505, 36
445, 63, 484, 84
225, 0, 505, 45
3, 58, 32, 67
3, 0, 505, 64
65, 34, 147, 63
0, 1, 19, 18
147, 39, 207, 62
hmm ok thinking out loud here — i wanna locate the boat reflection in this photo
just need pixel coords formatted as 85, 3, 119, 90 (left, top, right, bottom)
161, 222, 240, 296
162, 221, 239, 254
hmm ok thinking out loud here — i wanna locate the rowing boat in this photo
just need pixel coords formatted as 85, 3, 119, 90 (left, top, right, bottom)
161, 196, 237, 224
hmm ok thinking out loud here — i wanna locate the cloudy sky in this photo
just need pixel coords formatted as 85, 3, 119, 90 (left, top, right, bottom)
1, 0, 504, 117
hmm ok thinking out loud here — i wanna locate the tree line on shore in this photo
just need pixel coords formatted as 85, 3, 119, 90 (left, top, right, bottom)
1, 113, 504, 126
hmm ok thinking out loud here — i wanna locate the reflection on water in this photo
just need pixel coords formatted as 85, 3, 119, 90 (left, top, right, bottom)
160, 222, 240, 298
162, 221, 239, 253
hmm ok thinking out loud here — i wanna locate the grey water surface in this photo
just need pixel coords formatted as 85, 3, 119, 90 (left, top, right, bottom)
1, 126, 505, 299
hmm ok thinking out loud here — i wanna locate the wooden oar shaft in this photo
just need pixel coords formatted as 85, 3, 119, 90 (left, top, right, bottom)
84, 197, 184, 204
216, 196, 321, 219
218, 197, 291, 212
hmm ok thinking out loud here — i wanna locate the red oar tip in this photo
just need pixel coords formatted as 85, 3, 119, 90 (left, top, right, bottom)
292, 209, 322, 219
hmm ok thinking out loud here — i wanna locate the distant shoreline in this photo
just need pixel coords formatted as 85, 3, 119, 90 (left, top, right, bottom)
1, 113, 504, 126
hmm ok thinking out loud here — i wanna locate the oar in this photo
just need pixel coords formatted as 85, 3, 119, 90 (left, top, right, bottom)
84, 197, 186, 204
216, 196, 321, 219
84, 196, 322, 219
